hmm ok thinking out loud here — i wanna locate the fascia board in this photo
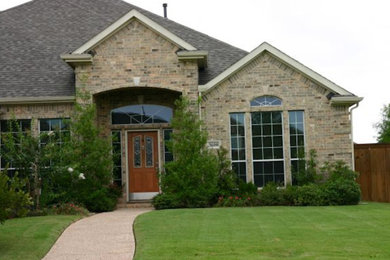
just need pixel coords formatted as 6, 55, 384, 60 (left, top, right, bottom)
200, 42, 354, 96
73, 9, 196, 54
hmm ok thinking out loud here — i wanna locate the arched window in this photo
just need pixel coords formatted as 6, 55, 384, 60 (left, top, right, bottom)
111, 104, 173, 125
250, 96, 282, 107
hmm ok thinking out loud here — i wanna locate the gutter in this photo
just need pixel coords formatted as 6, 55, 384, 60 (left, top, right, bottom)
0, 96, 75, 105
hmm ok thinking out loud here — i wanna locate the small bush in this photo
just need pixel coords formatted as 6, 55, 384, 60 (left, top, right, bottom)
152, 193, 182, 210
215, 195, 256, 207
238, 181, 258, 196
0, 171, 32, 223
283, 185, 298, 206
324, 179, 360, 205
84, 188, 117, 212
294, 184, 326, 206
216, 148, 238, 196
52, 202, 89, 215
259, 182, 285, 206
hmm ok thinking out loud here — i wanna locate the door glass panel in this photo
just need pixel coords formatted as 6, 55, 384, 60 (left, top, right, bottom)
133, 136, 141, 167
145, 136, 153, 167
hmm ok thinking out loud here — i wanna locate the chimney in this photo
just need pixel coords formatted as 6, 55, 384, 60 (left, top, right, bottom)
163, 3, 167, 18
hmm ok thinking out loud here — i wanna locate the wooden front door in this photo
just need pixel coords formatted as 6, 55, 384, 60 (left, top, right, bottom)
128, 131, 159, 192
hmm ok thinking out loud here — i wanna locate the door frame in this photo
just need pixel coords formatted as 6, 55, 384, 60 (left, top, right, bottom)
125, 129, 161, 201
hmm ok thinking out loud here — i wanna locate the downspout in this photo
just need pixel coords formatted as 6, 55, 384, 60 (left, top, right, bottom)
349, 102, 359, 171
198, 91, 202, 121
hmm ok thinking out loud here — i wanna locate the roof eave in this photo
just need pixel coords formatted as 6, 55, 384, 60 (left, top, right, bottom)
0, 96, 75, 105
60, 54, 93, 67
177, 50, 208, 68
330, 96, 363, 106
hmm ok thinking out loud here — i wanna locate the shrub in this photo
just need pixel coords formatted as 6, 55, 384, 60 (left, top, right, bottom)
159, 97, 219, 208
215, 195, 256, 207
283, 185, 298, 206
152, 193, 182, 210
294, 184, 326, 206
0, 171, 32, 223
292, 149, 320, 186
52, 202, 89, 215
259, 182, 285, 206
84, 188, 118, 212
216, 148, 238, 197
238, 181, 258, 196
324, 179, 361, 205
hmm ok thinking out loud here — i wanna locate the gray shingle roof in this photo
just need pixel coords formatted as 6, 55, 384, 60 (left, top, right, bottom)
0, 0, 248, 98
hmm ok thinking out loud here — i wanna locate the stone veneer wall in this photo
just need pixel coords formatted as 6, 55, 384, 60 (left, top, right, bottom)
201, 52, 352, 184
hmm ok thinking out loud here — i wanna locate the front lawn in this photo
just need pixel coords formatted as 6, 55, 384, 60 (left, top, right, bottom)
0, 215, 80, 260
134, 203, 390, 259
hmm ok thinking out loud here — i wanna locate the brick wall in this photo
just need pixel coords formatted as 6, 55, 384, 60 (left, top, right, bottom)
201, 52, 352, 184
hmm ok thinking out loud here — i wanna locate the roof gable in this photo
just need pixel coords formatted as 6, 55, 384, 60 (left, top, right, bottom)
73, 9, 197, 54
199, 42, 360, 102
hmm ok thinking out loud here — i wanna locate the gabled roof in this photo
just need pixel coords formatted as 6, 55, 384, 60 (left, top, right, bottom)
72, 9, 196, 54
200, 42, 362, 104
0, 0, 247, 100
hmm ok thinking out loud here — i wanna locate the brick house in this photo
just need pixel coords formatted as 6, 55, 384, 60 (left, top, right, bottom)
0, 0, 362, 201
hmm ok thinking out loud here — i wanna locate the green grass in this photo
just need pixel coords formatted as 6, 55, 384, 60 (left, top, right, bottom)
0, 215, 80, 260
134, 203, 390, 259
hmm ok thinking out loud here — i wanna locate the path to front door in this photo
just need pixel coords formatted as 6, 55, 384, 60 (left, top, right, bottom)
128, 131, 159, 200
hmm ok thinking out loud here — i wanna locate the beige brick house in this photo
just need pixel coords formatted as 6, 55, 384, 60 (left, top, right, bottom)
0, 0, 362, 201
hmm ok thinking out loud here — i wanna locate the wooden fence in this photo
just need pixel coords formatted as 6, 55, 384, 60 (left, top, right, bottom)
354, 143, 390, 202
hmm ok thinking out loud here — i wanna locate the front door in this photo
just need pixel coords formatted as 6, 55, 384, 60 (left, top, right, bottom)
128, 131, 159, 195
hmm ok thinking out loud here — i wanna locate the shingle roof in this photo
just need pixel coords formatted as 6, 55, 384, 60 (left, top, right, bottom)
0, 0, 248, 98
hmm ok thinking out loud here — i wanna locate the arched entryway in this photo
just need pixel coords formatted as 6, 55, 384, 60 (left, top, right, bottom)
94, 87, 181, 201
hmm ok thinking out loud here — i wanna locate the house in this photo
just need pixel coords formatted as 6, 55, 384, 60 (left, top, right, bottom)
0, 0, 362, 201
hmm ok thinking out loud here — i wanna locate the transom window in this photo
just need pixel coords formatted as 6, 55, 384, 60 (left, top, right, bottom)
250, 96, 282, 107
111, 104, 173, 125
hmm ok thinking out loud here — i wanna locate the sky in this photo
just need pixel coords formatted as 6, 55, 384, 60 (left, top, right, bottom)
1, 0, 389, 143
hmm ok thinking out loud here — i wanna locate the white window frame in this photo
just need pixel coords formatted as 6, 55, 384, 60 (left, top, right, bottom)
229, 112, 247, 183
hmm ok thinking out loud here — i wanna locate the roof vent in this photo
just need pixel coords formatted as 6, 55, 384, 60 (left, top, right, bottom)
163, 3, 168, 18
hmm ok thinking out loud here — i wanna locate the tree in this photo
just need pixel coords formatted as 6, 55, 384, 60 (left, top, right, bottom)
375, 104, 390, 143
159, 97, 219, 208
0, 120, 52, 209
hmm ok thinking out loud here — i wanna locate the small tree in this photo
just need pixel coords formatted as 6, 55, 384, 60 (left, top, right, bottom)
0, 120, 51, 209
375, 104, 390, 143
159, 97, 219, 208
49, 92, 117, 211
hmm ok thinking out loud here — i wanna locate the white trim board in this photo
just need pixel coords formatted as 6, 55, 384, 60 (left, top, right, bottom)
199, 42, 359, 98
73, 9, 196, 54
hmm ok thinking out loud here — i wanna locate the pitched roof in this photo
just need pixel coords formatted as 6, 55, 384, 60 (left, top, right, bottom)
0, 0, 247, 99
200, 42, 362, 103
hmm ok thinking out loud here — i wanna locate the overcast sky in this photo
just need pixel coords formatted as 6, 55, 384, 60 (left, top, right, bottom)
1, 0, 390, 143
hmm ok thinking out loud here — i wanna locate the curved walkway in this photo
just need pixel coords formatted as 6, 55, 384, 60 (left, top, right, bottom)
43, 208, 151, 260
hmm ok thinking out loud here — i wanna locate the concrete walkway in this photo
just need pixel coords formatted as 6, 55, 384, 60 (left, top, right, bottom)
43, 208, 152, 260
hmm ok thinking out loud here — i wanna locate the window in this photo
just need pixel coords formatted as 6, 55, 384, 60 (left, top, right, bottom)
230, 113, 246, 182
251, 111, 284, 187
0, 119, 31, 171
289, 111, 305, 185
111, 104, 173, 125
163, 129, 173, 163
39, 118, 70, 147
112, 131, 122, 186
250, 96, 282, 107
